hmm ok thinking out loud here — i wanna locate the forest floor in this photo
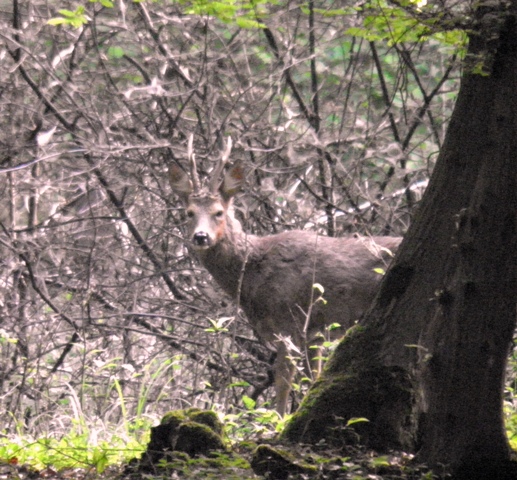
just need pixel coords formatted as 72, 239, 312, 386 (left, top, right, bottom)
3, 398, 516, 480
1, 443, 446, 480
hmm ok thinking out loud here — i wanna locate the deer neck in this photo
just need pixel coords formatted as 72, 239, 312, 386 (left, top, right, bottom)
195, 215, 257, 299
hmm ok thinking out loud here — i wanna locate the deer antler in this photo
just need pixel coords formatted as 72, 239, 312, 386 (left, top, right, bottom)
209, 136, 233, 193
187, 134, 201, 193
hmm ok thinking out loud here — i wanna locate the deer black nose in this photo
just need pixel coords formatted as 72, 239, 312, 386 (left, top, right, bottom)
193, 232, 211, 247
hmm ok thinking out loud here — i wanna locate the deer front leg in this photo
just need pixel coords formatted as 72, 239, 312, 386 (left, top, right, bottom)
273, 342, 296, 416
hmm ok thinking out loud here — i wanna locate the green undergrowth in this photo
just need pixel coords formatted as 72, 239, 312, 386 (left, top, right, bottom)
146, 451, 254, 480
1, 408, 517, 479
505, 346, 517, 450
0, 401, 286, 476
2, 397, 517, 479
0, 419, 150, 473
1, 345, 517, 477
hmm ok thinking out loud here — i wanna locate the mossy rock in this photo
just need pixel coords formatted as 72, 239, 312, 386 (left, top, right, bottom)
175, 421, 226, 456
136, 408, 226, 471
189, 409, 224, 436
160, 409, 187, 427
250, 444, 317, 480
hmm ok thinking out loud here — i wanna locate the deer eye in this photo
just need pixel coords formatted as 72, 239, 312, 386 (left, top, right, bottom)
186, 210, 195, 218
214, 210, 224, 219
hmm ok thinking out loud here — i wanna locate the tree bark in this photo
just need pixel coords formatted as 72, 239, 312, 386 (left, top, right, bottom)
283, 4, 517, 477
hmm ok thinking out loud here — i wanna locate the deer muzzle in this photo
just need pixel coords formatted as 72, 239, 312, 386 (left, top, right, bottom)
192, 232, 212, 248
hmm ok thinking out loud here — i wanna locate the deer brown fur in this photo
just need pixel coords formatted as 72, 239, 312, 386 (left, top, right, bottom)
169, 144, 401, 416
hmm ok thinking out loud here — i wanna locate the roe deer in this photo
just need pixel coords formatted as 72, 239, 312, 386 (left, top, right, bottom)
169, 140, 402, 416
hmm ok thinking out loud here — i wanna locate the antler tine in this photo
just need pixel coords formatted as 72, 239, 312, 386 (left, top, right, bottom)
187, 134, 201, 193
209, 136, 233, 193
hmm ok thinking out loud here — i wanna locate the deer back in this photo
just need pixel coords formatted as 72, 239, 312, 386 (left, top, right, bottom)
232, 231, 401, 346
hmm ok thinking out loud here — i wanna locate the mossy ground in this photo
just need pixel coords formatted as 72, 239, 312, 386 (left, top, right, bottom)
1, 442, 450, 479
3, 412, 514, 480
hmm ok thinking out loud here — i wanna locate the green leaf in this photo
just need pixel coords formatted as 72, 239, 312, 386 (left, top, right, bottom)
300, 6, 354, 17
204, 316, 232, 333
236, 16, 264, 29
89, 0, 114, 6
47, 6, 89, 28
242, 395, 256, 410
57, 8, 78, 18
345, 0, 466, 50
370, 455, 391, 467
107, 46, 125, 59
229, 380, 251, 388
346, 417, 369, 426
47, 18, 67, 26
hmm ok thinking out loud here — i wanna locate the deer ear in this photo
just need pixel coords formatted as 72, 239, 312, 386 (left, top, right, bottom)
220, 162, 244, 202
169, 164, 193, 203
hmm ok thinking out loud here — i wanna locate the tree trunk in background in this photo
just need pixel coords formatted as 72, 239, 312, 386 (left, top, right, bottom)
283, 3, 517, 477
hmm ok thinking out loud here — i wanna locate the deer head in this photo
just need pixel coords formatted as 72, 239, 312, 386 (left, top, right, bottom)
169, 136, 244, 251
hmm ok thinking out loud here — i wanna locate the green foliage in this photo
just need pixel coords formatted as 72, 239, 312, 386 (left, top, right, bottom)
312, 282, 327, 305
300, 5, 355, 17
107, 46, 125, 59
505, 395, 517, 449
505, 344, 517, 449
346, 417, 370, 427
241, 394, 256, 410
47, 0, 117, 28
47, 6, 89, 28
0, 354, 181, 473
91, 0, 115, 7
177, 0, 272, 28
205, 316, 233, 333
224, 403, 289, 442
346, 0, 467, 52
0, 425, 147, 473
154, 450, 252, 479
0, 329, 17, 346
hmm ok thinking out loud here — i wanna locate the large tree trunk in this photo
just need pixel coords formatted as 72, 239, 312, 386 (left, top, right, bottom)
283, 4, 517, 477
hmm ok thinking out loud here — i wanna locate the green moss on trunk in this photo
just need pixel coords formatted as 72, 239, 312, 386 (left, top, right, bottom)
282, 326, 417, 451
